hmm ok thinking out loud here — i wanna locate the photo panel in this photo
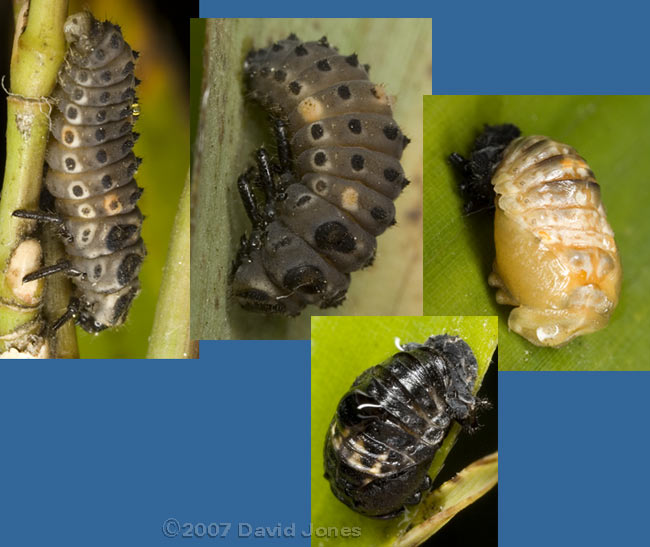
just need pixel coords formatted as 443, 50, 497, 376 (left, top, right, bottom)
190, 19, 431, 340
311, 315, 497, 545
423, 95, 649, 370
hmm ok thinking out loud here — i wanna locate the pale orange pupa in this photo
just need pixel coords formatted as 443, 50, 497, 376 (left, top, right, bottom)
488, 135, 622, 347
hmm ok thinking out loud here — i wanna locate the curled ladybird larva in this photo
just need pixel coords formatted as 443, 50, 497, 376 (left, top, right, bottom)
450, 124, 622, 347
324, 334, 485, 518
230, 35, 410, 316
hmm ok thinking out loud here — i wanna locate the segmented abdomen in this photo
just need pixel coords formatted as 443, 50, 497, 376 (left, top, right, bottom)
239, 36, 409, 314
45, 12, 145, 332
490, 135, 622, 346
324, 335, 479, 518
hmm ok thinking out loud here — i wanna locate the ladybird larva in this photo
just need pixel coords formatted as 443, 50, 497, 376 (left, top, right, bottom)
13, 12, 144, 333
324, 334, 485, 518
230, 35, 410, 316
451, 125, 622, 347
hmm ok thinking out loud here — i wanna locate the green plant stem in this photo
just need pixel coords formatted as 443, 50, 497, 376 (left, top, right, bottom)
147, 168, 192, 359
41, 226, 78, 358
0, 0, 69, 353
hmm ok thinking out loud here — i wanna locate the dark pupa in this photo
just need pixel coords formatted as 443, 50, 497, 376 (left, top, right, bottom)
324, 334, 487, 518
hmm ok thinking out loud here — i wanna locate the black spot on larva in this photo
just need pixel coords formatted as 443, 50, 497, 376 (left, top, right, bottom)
101, 71, 111, 82
272, 43, 283, 52
79, 71, 88, 82
295, 44, 308, 56
318, 36, 330, 48
314, 221, 356, 253
401, 178, 411, 189
122, 62, 134, 75
111, 290, 137, 323
74, 89, 84, 101
314, 151, 327, 166
129, 188, 143, 204
65, 158, 76, 171
82, 229, 91, 237
64, 131, 75, 144
94, 265, 102, 278
96, 110, 106, 122
121, 89, 134, 101
383, 125, 399, 140
120, 122, 131, 134
260, 66, 270, 78
274, 70, 287, 82
289, 81, 302, 95
95, 49, 105, 60
315, 179, 327, 192
96, 149, 107, 163
402, 136, 411, 149
110, 33, 120, 49
67, 106, 78, 120
337, 85, 351, 100
371, 207, 388, 221
384, 168, 399, 182
95, 128, 105, 142
351, 154, 364, 171
348, 119, 362, 134
283, 265, 326, 294
317, 59, 331, 71
117, 254, 142, 286
101, 175, 112, 189
296, 195, 312, 207
311, 124, 324, 140
100, 91, 110, 103
345, 54, 358, 67
106, 224, 138, 252
81, 206, 92, 216
72, 185, 84, 197
127, 162, 137, 177
122, 140, 134, 153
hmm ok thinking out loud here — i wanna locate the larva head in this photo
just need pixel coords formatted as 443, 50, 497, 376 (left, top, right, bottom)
64, 12, 99, 49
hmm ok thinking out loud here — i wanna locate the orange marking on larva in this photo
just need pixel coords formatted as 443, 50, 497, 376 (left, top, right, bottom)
103, 193, 123, 215
297, 97, 324, 123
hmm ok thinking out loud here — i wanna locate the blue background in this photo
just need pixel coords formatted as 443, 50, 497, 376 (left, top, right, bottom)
0, 342, 310, 546
499, 372, 650, 546
199, 0, 650, 93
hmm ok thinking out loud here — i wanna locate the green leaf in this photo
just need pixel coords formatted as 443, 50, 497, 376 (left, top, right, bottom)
311, 316, 497, 546
424, 95, 650, 370
394, 452, 498, 547
191, 19, 431, 340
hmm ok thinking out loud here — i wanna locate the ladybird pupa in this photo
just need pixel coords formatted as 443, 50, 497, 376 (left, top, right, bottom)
230, 35, 410, 316
451, 125, 622, 347
323, 334, 484, 518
